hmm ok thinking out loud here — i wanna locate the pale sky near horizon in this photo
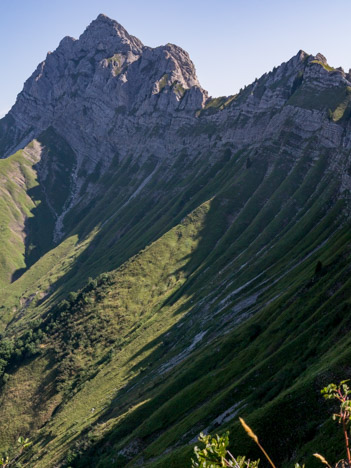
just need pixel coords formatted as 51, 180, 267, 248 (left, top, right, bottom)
1, 0, 351, 118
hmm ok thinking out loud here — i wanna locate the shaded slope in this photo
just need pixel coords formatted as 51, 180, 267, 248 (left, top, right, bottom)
0, 133, 350, 467
1, 14, 351, 468
1, 204, 350, 468
0, 129, 76, 292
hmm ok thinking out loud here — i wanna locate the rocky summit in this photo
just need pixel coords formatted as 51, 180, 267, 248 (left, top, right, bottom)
1, 13, 351, 468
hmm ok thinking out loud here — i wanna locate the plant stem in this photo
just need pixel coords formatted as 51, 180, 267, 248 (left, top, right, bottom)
227, 450, 241, 468
342, 418, 351, 466
257, 441, 277, 468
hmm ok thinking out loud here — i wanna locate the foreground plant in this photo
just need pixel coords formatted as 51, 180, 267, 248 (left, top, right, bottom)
192, 431, 259, 468
239, 418, 276, 468
192, 380, 351, 468
314, 380, 351, 468
0, 437, 31, 467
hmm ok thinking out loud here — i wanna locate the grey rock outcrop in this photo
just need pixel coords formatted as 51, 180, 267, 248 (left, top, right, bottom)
0, 14, 207, 162
2, 14, 351, 243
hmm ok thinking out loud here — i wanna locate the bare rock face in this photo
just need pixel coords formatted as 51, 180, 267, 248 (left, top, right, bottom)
2, 14, 351, 243
1, 14, 207, 163
4, 15, 351, 170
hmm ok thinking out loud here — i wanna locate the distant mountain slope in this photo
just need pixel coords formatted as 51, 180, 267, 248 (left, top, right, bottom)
1, 13, 351, 468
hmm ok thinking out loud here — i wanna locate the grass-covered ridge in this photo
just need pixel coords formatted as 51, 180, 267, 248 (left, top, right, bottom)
1, 48, 351, 468
310, 59, 336, 72
0, 127, 350, 467
197, 95, 237, 116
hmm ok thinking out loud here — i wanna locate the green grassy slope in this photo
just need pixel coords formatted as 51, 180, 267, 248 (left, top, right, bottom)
1, 53, 351, 468
3, 206, 349, 468
0, 145, 41, 288
0, 134, 350, 467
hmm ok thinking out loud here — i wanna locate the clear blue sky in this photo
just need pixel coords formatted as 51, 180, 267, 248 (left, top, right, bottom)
1, 0, 351, 117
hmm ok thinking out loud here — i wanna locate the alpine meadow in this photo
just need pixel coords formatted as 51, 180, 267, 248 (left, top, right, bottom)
1, 12, 351, 468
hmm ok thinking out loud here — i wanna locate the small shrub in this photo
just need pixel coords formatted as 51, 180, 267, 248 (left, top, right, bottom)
192, 431, 259, 468
193, 381, 351, 468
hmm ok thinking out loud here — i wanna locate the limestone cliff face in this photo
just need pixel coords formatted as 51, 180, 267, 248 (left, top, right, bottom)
1, 14, 351, 243
0, 14, 206, 163
2, 17, 351, 165
3, 16, 351, 165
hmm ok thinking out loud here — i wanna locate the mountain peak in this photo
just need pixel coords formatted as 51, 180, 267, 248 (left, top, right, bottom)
96, 12, 115, 22
315, 52, 328, 64
88, 13, 126, 33
296, 49, 308, 60
78, 13, 144, 54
